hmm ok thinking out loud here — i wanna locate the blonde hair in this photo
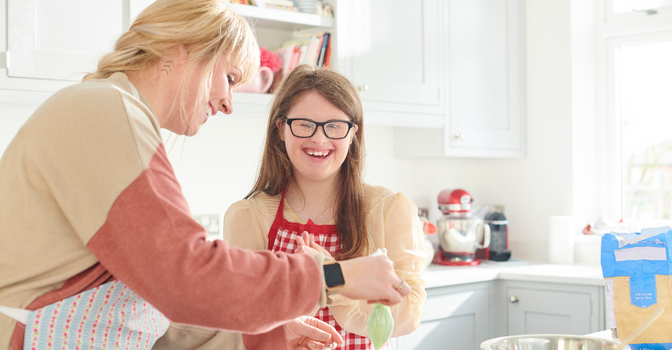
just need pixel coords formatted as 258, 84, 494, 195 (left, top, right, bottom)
247, 65, 370, 260
84, 0, 260, 133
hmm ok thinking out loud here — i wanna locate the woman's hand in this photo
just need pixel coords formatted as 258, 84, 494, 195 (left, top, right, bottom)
295, 231, 334, 262
284, 316, 343, 350
338, 255, 411, 306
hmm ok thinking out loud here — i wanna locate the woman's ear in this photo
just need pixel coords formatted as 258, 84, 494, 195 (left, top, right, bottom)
349, 124, 359, 145
276, 118, 285, 141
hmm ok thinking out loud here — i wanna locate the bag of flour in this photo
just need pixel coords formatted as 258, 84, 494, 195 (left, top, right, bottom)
601, 227, 672, 350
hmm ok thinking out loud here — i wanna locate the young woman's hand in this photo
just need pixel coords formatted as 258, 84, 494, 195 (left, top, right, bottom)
338, 256, 411, 306
295, 231, 334, 261
284, 316, 343, 350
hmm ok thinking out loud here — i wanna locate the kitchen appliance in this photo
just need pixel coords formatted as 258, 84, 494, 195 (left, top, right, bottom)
480, 334, 622, 350
483, 211, 511, 261
434, 189, 491, 266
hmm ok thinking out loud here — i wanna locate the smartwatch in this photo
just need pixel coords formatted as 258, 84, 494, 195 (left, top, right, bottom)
323, 261, 346, 294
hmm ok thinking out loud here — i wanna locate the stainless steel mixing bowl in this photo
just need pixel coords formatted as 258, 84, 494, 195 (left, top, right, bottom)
480, 334, 626, 350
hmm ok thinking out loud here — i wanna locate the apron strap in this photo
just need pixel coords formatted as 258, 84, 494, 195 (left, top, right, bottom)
127, 81, 140, 100
0, 305, 30, 324
267, 189, 287, 250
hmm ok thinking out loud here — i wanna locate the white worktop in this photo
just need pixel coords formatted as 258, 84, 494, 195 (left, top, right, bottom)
424, 262, 605, 289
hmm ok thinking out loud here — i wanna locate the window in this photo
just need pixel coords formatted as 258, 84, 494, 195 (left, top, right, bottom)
600, 0, 672, 230
617, 39, 672, 223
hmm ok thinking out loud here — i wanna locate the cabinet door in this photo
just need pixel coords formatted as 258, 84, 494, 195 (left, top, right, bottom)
7, 0, 126, 81
339, 0, 443, 116
396, 286, 490, 350
446, 0, 525, 156
507, 287, 593, 335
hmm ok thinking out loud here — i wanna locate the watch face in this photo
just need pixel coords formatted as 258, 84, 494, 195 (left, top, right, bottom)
324, 263, 345, 288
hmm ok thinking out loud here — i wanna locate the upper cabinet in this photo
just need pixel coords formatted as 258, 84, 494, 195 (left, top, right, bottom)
446, 0, 525, 157
336, 0, 444, 127
0, 0, 154, 106
395, 0, 526, 158
8, 0, 124, 81
0, 0, 334, 110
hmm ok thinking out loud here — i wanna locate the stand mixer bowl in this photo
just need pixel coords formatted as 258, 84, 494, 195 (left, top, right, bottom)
437, 215, 490, 261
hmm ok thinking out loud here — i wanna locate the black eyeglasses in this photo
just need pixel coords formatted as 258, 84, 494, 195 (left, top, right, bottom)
285, 118, 356, 139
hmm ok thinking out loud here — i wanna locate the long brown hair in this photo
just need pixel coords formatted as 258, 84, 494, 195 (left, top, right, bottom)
247, 65, 369, 260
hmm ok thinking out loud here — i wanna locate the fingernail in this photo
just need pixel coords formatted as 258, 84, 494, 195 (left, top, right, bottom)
322, 333, 330, 339
308, 342, 317, 349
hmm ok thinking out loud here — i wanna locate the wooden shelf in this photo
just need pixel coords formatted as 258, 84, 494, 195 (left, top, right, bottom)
228, 4, 334, 31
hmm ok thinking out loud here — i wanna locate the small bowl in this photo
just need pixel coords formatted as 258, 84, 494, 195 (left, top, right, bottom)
481, 334, 626, 350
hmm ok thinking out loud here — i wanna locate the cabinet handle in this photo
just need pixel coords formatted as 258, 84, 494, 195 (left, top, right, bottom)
509, 295, 519, 304
357, 85, 369, 92
454, 133, 465, 140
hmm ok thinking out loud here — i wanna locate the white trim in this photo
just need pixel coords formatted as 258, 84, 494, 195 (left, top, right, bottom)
605, 0, 672, 22
602, 31, 672, 223
596, 0, 672, 226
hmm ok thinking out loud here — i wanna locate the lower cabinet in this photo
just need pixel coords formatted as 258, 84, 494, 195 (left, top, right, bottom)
392, 282, 492, 350
502, 280, 605, 336
391, 279, 606, 350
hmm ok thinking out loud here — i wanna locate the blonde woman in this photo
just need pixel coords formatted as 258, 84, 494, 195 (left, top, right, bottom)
223, 65, 427, 350
0, 2, 410, 350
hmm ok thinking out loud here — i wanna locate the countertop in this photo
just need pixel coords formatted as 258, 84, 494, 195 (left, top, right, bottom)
424, 262, 605, 289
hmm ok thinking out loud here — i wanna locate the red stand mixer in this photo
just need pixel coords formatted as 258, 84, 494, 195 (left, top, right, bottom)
433, 189, 491, 266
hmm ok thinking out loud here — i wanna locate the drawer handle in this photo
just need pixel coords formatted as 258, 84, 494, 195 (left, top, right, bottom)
357, 85, 369, 92
454, 133, 465, 140
509, 295, 519, 304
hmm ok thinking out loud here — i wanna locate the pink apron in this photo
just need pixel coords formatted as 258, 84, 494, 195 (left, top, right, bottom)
1, 280, 169, 350
267, 191, 390, 350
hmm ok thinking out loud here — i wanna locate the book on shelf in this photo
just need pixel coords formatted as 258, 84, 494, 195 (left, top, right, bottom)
323, 37, 331, 68
316, 33, 330, 67
305, 35, 324, 66
274, 32, 332, 78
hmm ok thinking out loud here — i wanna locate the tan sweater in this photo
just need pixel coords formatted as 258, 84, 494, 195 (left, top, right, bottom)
224, 185, 427, 337
0, 72, 325, 350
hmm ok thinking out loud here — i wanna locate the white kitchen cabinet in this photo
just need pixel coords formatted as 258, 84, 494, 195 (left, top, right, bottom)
0, 0, 334, 112
9, 0, 122, 82
336, 0, 445, 127
394, 282, 493, 350
0, 0, 153, 106
394, 0, 526, 158
503, 280, 605, 336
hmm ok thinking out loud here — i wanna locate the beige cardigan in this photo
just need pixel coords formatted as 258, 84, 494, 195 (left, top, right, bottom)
223, 184, 427, 338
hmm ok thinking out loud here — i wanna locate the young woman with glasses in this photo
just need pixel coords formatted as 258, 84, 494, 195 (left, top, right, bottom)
221, 65, 427, 350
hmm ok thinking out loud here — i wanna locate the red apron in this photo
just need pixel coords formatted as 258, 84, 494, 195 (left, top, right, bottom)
267, 191, 390, 350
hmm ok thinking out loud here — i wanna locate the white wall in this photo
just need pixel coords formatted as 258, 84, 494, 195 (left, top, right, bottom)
0, 0, 593, 264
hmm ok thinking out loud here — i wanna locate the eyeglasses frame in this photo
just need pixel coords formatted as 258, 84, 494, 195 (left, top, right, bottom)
284, 118, 356, 140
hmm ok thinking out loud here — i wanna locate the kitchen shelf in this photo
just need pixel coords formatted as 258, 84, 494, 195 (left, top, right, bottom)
228, 4, 334, 31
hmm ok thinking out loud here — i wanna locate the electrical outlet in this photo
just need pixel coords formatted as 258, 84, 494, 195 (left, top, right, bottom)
193, 213, 221, 240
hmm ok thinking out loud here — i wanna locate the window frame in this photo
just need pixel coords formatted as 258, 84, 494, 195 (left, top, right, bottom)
596, 0, 672, 229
